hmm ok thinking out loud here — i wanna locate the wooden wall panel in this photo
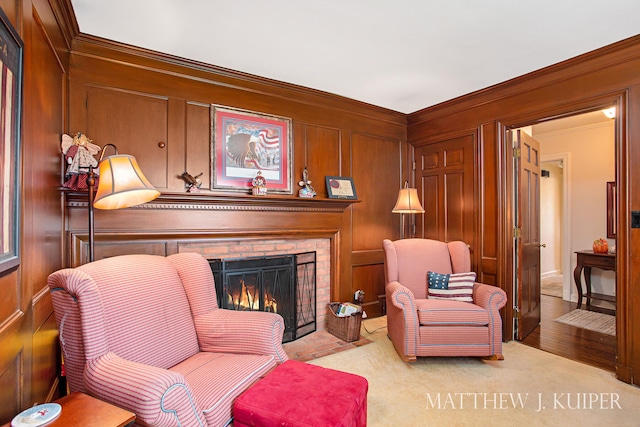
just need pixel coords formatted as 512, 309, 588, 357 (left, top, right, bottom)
302, 124, 341, 197
185, 102, 212, 190
479, 122, 499, 285
85, 86, 170, 189
351, 264, 385, 317
415, 134, 475, 251
351, 133, 402, 251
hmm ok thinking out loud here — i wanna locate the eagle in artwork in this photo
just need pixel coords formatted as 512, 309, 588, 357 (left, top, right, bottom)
226, 133, 260, 168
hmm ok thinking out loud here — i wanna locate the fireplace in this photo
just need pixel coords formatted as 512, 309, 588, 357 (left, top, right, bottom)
209, 252, 316, 342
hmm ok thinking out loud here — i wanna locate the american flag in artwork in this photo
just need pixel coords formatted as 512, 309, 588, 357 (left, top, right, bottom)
229, 125, 281, 170
427, 271, 476, 302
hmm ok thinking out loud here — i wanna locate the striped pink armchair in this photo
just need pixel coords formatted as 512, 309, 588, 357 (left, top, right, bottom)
383, 238, 507, 362
48, 252, 288, 427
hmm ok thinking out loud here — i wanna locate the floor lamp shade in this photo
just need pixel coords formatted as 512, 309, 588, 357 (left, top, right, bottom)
94, 154, 160, 210
392, 187, 425, 214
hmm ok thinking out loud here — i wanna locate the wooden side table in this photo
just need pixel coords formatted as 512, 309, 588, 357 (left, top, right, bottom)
3, 392, 135, 427
573, 250, 616, 311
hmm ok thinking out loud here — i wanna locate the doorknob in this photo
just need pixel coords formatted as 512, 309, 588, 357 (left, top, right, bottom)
539, 243, 547, 248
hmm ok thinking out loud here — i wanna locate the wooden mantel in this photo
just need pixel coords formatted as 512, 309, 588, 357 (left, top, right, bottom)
65, 191, 360, 212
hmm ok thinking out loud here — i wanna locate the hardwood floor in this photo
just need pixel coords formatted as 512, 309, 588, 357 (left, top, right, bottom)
521, 294, 616, 372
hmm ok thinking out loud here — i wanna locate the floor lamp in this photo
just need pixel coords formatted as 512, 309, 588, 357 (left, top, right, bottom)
87, 144, 160, 262
392, 181, 425, 239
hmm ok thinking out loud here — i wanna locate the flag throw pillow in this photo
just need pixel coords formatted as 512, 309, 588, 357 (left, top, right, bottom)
427, 271, 476, 302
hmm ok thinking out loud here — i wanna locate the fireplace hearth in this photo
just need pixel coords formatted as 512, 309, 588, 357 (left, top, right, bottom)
209, 252, 316, 342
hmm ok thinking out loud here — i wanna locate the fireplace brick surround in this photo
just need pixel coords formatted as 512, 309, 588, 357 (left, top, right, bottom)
181, 238, 331, 332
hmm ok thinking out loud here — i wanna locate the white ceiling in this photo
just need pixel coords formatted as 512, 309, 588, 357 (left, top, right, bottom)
70, 1, 640, 114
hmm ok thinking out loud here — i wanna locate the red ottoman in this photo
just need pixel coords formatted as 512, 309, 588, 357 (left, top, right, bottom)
233, 360, 368, 427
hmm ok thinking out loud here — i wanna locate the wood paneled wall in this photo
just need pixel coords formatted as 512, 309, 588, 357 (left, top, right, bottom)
66, 34, 407, 316
408, 35, 640, 386
0, 0, 73, 422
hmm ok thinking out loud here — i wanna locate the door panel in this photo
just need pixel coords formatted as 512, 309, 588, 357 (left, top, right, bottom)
516, 130, 542, 340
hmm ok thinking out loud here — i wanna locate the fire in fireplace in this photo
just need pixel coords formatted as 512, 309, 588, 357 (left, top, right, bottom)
209, 252, 316, 343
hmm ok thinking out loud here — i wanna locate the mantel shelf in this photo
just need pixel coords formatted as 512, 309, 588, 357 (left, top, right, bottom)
64, 190, 360, 213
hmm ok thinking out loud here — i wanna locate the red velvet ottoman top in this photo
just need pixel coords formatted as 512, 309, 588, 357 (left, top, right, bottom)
233, 359, 368, 427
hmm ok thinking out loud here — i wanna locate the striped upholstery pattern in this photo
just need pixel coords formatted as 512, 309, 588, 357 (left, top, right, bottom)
417, 299, 489, 325
383, 238, 508, 360
48, 252, 287, 427
171, 352, 275, 426
169, 253, 288, 363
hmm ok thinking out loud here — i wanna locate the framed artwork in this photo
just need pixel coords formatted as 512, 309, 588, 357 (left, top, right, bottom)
211, 105, 292, 194
325, 176, 357, 200
0, 8, 23, 275
607, 181, 616, 239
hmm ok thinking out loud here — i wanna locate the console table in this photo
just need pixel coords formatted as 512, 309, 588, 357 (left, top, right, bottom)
573, 250, 616, 310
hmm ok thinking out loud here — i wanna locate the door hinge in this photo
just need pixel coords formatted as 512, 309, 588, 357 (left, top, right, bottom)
514, 306, 521, 319
412, 161, 416, 171
514, 227, 521, 239
513, 147, 521, 158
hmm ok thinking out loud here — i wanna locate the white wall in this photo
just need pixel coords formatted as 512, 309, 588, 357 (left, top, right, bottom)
540, 162, 563, 277
535, 120, 615, 301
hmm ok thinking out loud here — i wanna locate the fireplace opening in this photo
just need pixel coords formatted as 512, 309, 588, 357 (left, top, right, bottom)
209, 252, 316, 343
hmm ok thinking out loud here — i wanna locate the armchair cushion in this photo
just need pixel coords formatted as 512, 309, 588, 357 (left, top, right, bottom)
416, 299, 489, 326
427, 271, 476, 302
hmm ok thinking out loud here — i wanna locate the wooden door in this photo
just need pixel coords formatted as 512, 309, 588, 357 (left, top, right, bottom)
514, 130, 542, 339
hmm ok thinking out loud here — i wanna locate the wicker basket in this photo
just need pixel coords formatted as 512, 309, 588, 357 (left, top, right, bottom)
327, 302, 363, 342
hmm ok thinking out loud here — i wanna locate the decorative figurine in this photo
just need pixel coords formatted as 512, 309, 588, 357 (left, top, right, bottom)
252, 170, 267, 196
179, 171, 203, 193
298, 167, 316, 198
61, 132, 101, 191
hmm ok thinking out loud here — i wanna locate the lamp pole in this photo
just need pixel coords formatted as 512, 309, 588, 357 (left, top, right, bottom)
87, 166, 96, 262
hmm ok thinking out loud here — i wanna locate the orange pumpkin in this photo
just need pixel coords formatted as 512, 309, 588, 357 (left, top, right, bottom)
593, 238, 608, 253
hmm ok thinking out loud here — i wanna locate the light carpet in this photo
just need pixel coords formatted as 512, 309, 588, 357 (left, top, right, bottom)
555, 309, 616, 336
310, 316, 640, 427
541, 274, 564, 298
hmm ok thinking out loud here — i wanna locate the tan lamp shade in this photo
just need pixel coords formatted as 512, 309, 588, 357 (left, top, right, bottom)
94, 154, 160, 210
392, 187, 425, 213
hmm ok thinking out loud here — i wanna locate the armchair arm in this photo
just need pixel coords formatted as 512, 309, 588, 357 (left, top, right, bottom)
386, 281, 419, 360
472, 283, 507, 311
85, 352, 206, 427
194, 309, 288, 363
472, 283, 508, 356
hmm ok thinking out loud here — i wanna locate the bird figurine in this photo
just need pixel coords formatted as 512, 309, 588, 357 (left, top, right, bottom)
179, 171, 203, 192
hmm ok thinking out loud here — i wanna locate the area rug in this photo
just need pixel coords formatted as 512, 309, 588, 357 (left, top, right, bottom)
554, 309, 615, 336
310, 316, 640, 427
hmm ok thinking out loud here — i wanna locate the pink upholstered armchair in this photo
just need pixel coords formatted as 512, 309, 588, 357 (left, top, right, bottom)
383, 238, 507, 362
48, 252, 288, 427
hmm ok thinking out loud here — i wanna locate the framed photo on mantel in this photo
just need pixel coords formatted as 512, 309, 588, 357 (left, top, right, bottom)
325, 176, 357, 200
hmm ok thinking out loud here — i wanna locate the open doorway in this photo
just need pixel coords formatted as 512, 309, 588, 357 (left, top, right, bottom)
539, 154, 569, 301
514, 108, 617, 371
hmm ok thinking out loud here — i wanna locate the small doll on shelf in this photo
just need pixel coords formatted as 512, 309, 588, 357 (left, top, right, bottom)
61, 132, 101, 191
